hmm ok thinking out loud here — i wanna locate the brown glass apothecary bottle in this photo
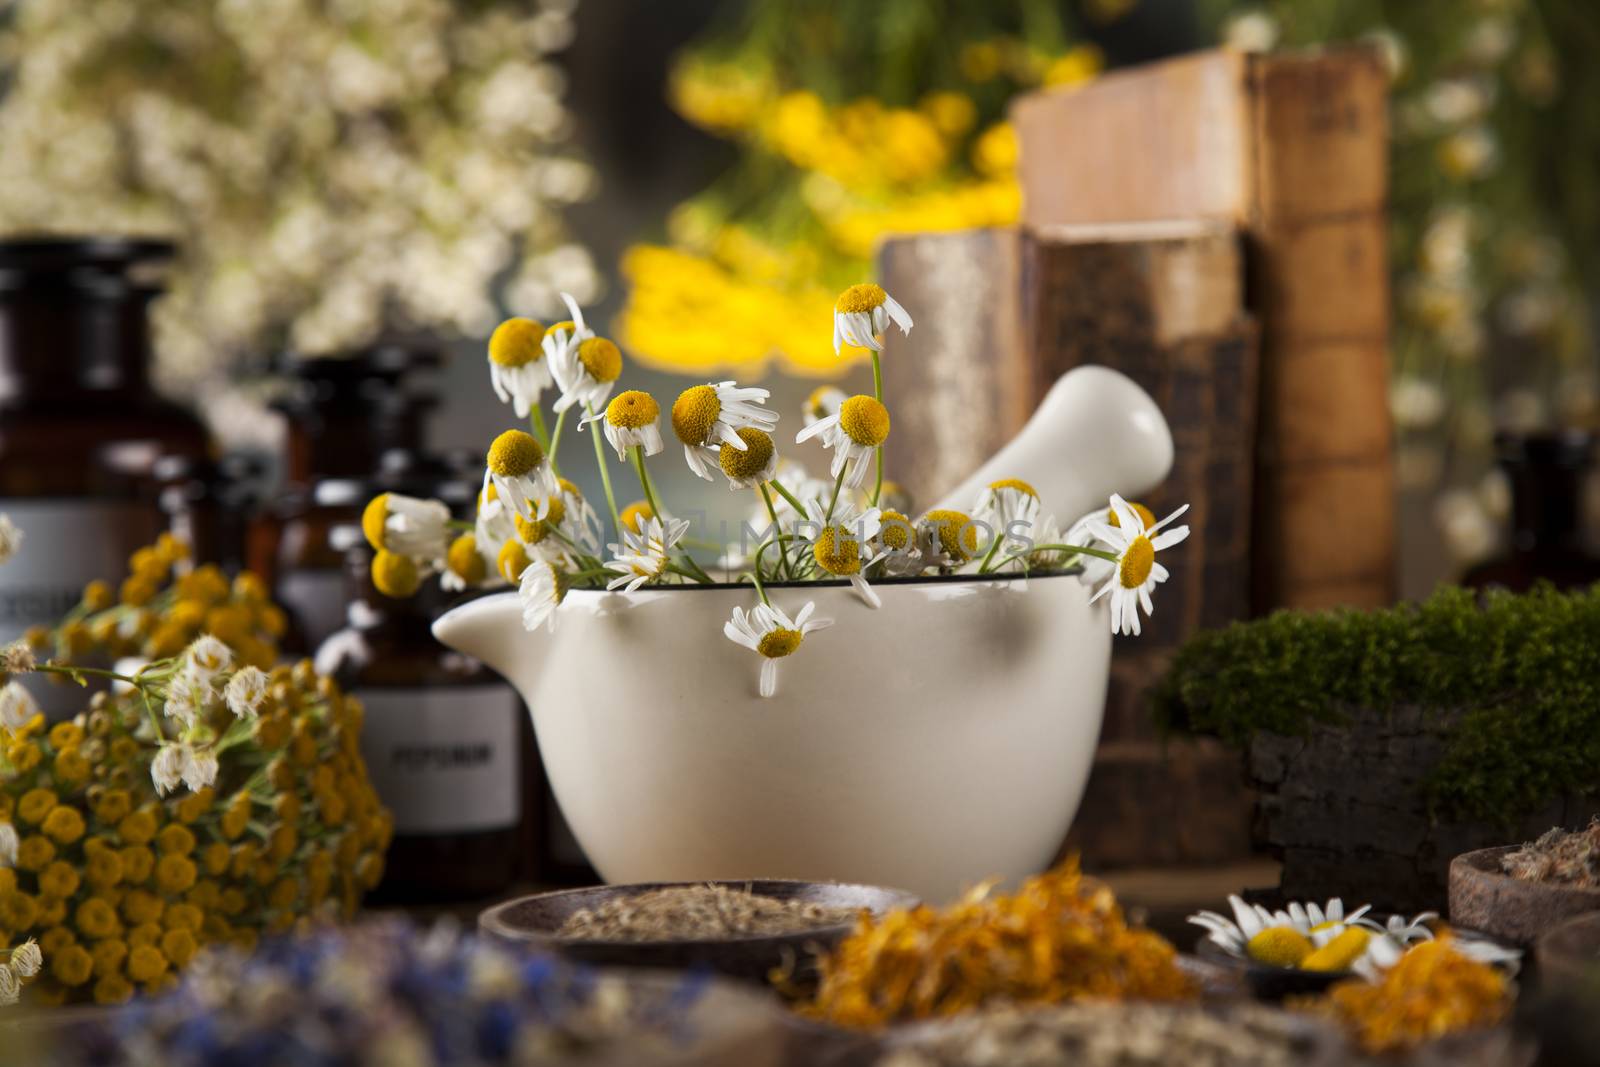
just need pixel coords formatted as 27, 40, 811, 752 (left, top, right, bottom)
0, 237, 208, 649
1462, 431, 1600, 593
313, 451, 536, 903
254, 344, 439, 654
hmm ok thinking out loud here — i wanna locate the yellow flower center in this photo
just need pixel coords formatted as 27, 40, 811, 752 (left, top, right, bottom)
1301, 927, 1371, 972
446, 534, 486, 584
1108, 501, 1158, 531
835, 283, 887, 314
577, 337, 622, 383
671, 385, 722, 446
1119, 535, 1155, 589
813, 525, 862, 575
480, 483, 500, 509
557, 477, 581, 499
922, 509, 979, 562
487, 429, 544, 478
838, 395, 891, 447
989, 477, 1038, 498
544, 320, 575, 340
757, 628, 804, 658
878, 510, 912, 551
542, 494, 566, 527
515, 515, 554, 545
370, 550, 420, 599
360, 493, 390, 551
497, 539, 530, 583
1246, 926, 1315, 968
619, 500, 655, 533
488, 317, 544, 367
719, 427, 775, 480
606, 390, 659, 429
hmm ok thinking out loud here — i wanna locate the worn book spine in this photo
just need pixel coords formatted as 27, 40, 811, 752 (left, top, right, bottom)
1012, 45, 1396, 612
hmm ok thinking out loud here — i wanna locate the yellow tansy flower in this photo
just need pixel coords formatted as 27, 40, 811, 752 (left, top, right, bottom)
155, 823, 195, 856
120, 846, 155, 885
125, 944, 168, 983
38, 860, 80, 898
50, 943, 93, 987
42, 805, 86, 845
17, 787, 57, 825
155, 853, 197, 894
17, 834, 56, 870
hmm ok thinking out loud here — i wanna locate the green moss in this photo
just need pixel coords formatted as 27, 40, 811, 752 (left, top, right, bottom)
1151, 584, 1600, 822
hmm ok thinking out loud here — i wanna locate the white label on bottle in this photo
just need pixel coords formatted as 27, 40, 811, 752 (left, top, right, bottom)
356, 686, 521, 835
0, 500, 151, 645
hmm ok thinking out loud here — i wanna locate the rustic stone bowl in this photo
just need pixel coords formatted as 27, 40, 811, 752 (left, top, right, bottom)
479, 879, 919, 989
1449, 845, 1600, 947
1536, 911, 1600, 992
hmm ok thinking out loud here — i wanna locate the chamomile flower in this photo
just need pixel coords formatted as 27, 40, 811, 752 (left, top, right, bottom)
1065, 499, 1160, 584
162, 670, 204, 730
724, 601, 833, 698
518, 558, 567, 632
1189, 895, 1374, 968
484, 429, 559, 523
718, 427, 778, 489
442, 533, 489, 592
618, 500, 657, 535
0, 822, 17, 867
833, 283, 913, 353
151, 743, 187, 796
807, 497, 884, 607
0, 513, 20, 565
547, 295, 622, 415
540, 291, 596, 365
224, 666, 268, 719
1087, 494, 1190, 637
580, 389, 664, 461
0, 682, 37, 732
361, 493, 452, 560
475, 484, 517, 566
972, 479, 1043, 561
803, 385, 847, 426
604, 516, 692, 593
0, 963, 16, 1006
486, 316, 554, 418
917, 509, 983, 569
554, 479, 603, 557
8, 939, 39, 978
871, 509, 925, 576
795, 394, 890, 490
181, 747, 219, 792
671, 381, 780, 481
184, 635, 232, 688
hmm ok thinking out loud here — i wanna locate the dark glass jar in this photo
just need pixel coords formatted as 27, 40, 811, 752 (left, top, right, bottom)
1462, 431, 1600, 592
152, 453, 266, 573
313, 445, 540, 903
255, 343, 439, 653
0, 237, 208, 647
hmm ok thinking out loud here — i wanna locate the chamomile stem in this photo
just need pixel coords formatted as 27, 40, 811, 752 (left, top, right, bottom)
872, 449, 884, 508
769, 479, 809, 519
632, 447, 663, 530
758, 484, 792, 580
31, 663, 144, 687
869, 351, 885, 508
529, 406, 550, 451
985, 543, 1120, 574
976, 527, 1006, 574
823, 466, 846, 525
750, 533, 801, 605
547, 407, 569, 472
585, 403, 622, 540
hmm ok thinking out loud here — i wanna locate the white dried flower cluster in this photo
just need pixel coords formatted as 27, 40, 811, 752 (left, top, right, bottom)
0, 938, 40, 1006
0, 0, 599, 393
150, 636, 268, 796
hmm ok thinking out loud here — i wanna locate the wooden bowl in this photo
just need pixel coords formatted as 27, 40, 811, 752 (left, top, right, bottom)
1537, 911, 1600, 991
479, 879, 919, 989
1450, 846, 1600, 947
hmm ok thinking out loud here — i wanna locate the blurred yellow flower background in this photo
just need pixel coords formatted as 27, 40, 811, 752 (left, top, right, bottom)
619, 7, 1102, 379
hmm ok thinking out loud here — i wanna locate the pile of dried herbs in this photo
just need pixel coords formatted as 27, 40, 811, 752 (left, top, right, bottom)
876, 1002, 1326, 1067
798, 857, 1195, 1030
1501, 819, 1600, 888
557, 884, 863, 941
1298, 939, 1509, 1055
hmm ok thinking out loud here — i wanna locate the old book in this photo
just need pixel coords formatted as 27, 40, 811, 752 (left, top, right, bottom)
1013, 45, 1395, 612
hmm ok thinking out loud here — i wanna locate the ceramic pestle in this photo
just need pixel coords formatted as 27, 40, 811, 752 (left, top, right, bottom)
930, 365, 1174, 524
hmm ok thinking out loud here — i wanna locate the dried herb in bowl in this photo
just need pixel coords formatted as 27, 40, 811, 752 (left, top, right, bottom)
556, 884, 864, 942
1501, 819, 1600, 888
